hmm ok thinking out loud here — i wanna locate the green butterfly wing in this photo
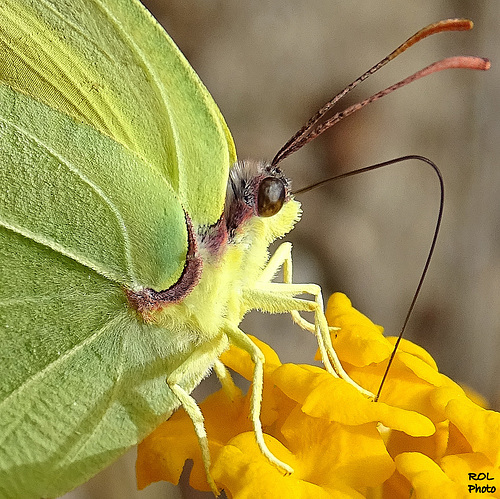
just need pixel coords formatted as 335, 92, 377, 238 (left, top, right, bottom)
0, 83, 189, 290
0, 0, 236, 226
0, 0, 236, 496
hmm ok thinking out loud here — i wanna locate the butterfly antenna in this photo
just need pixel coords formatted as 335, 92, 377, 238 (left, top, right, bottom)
276, 20, 489, 399
294, 155, 443, 402
271, 19, 490, 167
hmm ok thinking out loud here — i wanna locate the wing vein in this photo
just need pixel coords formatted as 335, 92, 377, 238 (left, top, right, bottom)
2, 0, 134, 145
53, 325, 129, 473
0, 292, 109, 307
95, 1, 181, 182
0, 113, 137, 285
0, 312, 128, 446
0, 220, 126, 284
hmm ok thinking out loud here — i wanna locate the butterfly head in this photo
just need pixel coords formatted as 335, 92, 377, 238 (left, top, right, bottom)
224, 160, 294, 240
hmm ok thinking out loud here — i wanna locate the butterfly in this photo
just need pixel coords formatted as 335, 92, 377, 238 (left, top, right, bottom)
0, 0, 489, 497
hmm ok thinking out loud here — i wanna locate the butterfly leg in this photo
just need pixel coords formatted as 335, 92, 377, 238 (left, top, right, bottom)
223, 321, 294, 475
166, 338, 228, 496
213, 359, 240, 401
258, 242, 336, 334
250, 242, 374, 398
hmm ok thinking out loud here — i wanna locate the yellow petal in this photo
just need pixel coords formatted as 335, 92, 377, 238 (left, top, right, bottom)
440, 453, 500, 494
393, 350, 443, 386
346, 356, 449, 424
274, 364, 435, 437
386, 336, 438, 370
381, 469, 412, 498
212, 408, 392, 498
220, 334, 282, 381
386, 421, 450, 462
211, 432, 347, 499
137, 386, 249, 492
280, 407, 395, 491
325, 293, 393, 366
461, 385, 490, 409
444, 393, 500, 467
395, 452, 466, 498
137, 406, 212, 491
445, 423, 473, 456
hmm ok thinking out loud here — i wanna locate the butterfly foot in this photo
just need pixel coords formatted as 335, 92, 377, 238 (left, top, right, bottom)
207, 475, 221, 497
268, 454, 294, 476
328, 326, 340, 338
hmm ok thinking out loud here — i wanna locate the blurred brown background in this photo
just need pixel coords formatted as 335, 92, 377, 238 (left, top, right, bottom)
66, 0, 499, 497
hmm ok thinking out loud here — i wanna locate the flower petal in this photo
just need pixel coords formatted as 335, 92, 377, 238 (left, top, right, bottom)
325, 293, 393, 366
220, 334, 282, 381
211, 432, 344, 499
281, 407, 395, 491
440, 453, 500, 490
137, 406, 212, 491
136, 292, 500, 497
137, 386, 249, 491
212, 408, 393, 498
387, 337, 438, 370
274, 363, 435, 437
442, 390, 500, 467
386, 421, 450, 462
395, 452, 465, 498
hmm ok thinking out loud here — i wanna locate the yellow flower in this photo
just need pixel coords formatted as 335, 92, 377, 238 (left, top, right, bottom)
136, 293, 500, 498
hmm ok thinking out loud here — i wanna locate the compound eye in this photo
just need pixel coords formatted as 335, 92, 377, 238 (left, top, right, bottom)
257, 177, 286, 217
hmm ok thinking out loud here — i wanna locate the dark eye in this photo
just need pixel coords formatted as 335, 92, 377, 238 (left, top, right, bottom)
257, 177, 286, 217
